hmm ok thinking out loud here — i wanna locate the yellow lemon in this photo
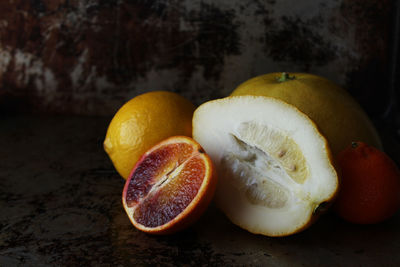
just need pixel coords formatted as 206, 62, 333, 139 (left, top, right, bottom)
104, 91, 196, 179
230, 72, 382, 156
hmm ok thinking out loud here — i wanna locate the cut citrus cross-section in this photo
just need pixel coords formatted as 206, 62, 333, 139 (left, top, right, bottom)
193, 95, 339, 237
122, 136, 217, 234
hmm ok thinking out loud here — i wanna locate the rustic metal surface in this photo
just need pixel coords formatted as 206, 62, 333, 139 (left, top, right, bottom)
0, 0, 394, 117
1, 115, 400, 266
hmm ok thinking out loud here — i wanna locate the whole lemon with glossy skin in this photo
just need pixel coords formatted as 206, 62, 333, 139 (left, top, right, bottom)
230, 72, 382, 155
104, 91, 196, 179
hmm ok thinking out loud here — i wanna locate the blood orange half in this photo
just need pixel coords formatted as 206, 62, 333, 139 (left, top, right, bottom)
122, 136, 216, 234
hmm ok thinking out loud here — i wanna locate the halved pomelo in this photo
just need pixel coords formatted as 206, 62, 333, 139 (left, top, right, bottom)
193, 96, 339, 237
122, 136, 216, 234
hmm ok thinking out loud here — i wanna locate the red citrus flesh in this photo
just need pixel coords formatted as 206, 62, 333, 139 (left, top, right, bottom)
122, 136, 216, 234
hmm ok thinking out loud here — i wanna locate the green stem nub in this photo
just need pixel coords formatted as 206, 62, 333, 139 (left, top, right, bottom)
277, 72, 295, 82
351, 141, 359, 148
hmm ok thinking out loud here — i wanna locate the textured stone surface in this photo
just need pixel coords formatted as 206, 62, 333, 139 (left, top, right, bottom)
0, 0, 394, 116
1, 115, 400, 266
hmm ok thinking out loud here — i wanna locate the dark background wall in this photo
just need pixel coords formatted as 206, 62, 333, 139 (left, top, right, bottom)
0, 0, 398, 121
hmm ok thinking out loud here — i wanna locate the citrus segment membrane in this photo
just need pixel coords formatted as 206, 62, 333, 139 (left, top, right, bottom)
125, 142, 195, 208
123, 136, 215, 233
193, 96, 338, 236
236, 122, 309, 184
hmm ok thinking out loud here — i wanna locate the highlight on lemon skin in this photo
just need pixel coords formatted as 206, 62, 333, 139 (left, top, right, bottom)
122, 136, 217, 235
104, 91, 196, 179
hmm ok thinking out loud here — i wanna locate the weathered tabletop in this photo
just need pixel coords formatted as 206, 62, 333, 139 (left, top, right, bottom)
1, 115, 400, 266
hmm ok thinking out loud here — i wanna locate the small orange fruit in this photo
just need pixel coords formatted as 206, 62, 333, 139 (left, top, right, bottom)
122, 136, 217, 234
334, 141, 400, 224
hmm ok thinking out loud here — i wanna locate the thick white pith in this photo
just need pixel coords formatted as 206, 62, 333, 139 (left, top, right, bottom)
193, 96, 338, 236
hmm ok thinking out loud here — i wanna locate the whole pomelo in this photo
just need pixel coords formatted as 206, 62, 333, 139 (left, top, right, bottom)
104, 91, 196, 179
230, 72, 382, 155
